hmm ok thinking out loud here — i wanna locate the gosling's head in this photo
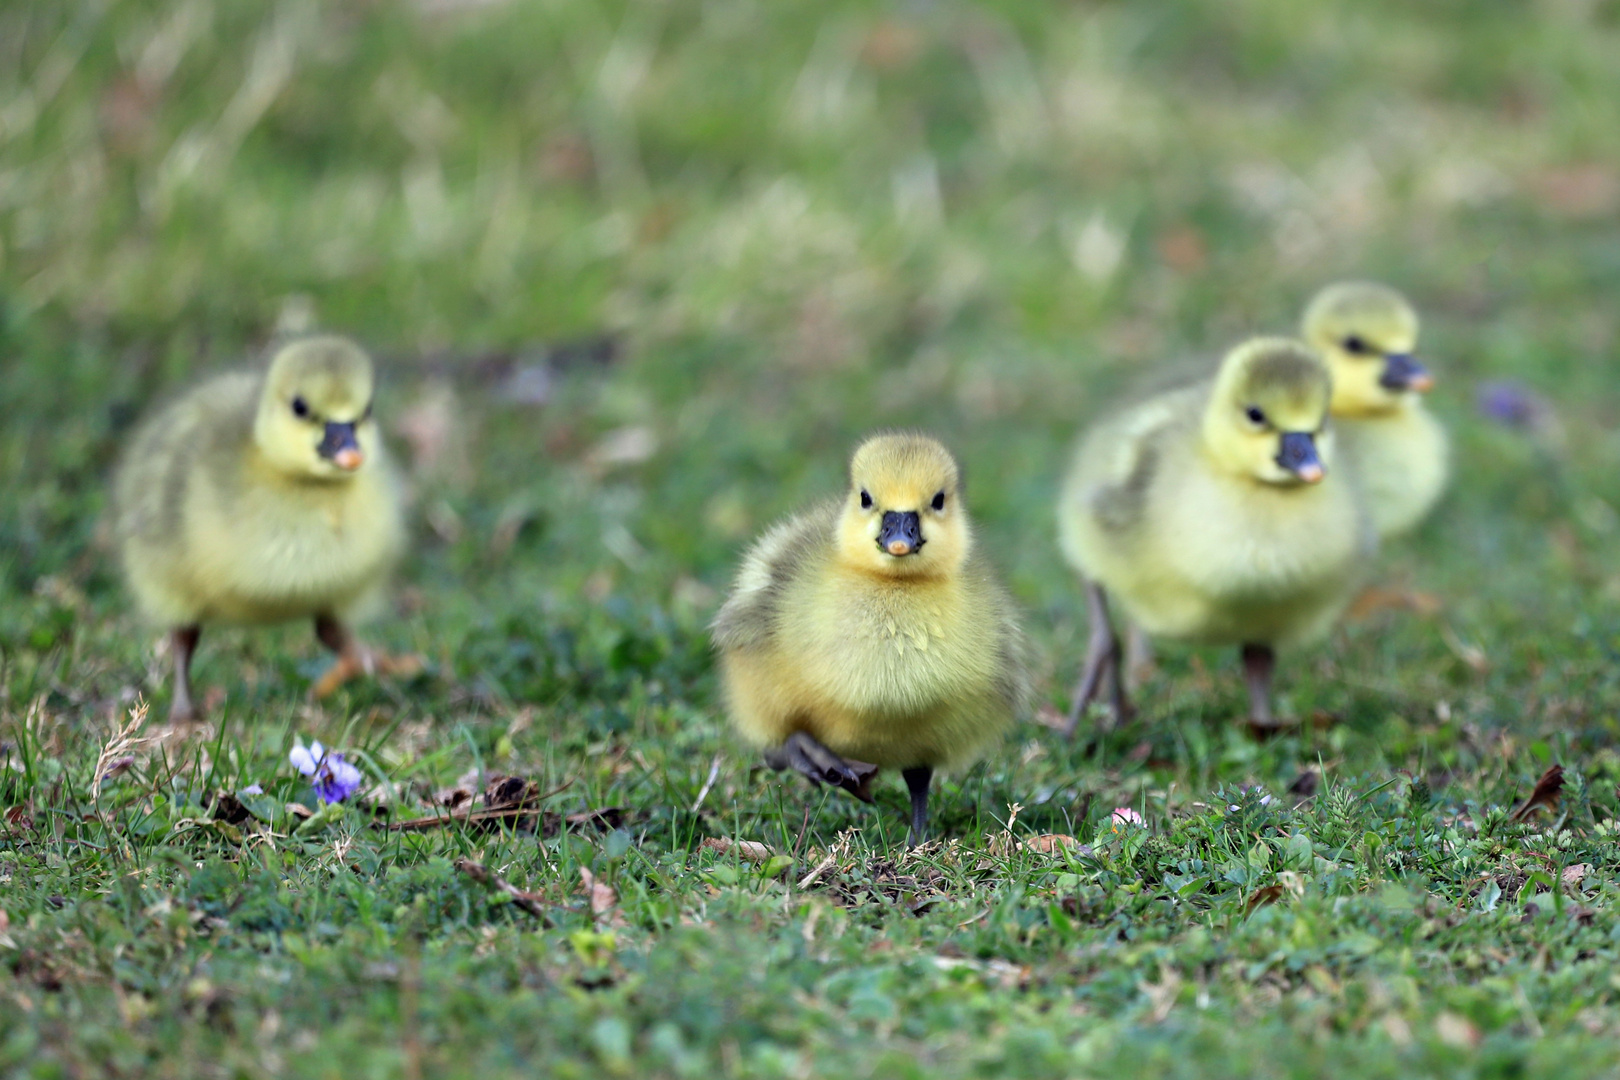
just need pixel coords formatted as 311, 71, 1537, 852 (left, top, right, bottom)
837, 433, 970, 579
1205, 338, 1334, 487
1302, 282, 1429, 417
254, 337, 378, 480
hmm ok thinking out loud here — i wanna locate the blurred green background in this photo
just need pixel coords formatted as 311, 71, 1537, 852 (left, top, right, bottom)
6, 1, 1620, 1076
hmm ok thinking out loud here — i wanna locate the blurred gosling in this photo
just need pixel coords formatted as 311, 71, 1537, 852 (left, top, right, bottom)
1057, 338, 1374, 733
711, 433, 1030, 844
113, 336, 412, 721
1303, 281, 1447, 540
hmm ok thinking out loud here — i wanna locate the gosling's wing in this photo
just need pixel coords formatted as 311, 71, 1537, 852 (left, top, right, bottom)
114, 373, 259, 546
710, 500, 837, 652
1075, 383, 1203, 535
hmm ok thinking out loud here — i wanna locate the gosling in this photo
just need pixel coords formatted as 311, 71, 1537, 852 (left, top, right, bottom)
711, 433, 1030, 844
1303, 281, 1447, 540
1057, 338, 1374, 733
113, 336, 410, 721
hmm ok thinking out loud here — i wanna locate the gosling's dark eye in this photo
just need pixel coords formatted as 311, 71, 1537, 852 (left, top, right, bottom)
931, 491, 946, 511
291, 396, 310, 419
1244, 406, 1267, 426
860, 490, 873, 509
1342, 335, 1370, 355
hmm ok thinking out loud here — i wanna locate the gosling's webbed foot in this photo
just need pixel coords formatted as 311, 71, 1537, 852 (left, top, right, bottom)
310, 613, 425, 699
765, 732, 879, 804
309, 647, 425, 699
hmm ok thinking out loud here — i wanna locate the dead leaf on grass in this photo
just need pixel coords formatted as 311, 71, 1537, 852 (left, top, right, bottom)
579, 867, 628, 928
584, 426, 657, 474
1031, 704, 1070, 732
1023, 834, 1080, 855
1529, 164, 1620, 219
700, 837, 776, 863
1244, 883, 1288, 916
3, 805, 33, 835
388, 777, 573, 832
1508, 765, 1563, 823
210, 793, 251, 826
1346, 586, 1443, 621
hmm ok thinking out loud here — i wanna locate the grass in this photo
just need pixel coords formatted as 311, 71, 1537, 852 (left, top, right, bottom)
6, 0, 1620, 1075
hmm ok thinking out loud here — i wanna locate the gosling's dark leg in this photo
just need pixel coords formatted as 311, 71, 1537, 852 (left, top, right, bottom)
314, 613, 355, 657
1241, 643, 1278, 734
1124, 622, 1155, 693
169, 624, 201, 722
902, 766, 932, 848
1065, 581, 1131, 737
764, 731, 878, 803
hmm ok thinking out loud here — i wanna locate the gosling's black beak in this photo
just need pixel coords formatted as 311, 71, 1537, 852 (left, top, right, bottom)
1276, 432, 1325, 484
877, 510, 924, 557
317, 421, 364, 470
1380, 353, 1434, 393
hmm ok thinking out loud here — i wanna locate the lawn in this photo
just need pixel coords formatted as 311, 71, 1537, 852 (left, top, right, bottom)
5, 0, 1620, 1076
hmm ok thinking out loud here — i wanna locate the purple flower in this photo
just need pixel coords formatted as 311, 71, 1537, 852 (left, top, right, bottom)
289, 740, 363, 804
1477, 380, 1547, 428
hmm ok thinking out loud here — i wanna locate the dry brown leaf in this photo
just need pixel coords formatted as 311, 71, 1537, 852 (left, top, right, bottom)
1156, 225, 1207, 272
1530, 164, 1620, 219
859, 20, 923, 71
388, 778, 573, 832
1347, 586, 1444, 621
579, 868, 628, 928
1244, 883, 1288, 916
1508, 765, 1563, 823
584, 426, 657, 473
4, 805, 34, 835
1023, 834, 1079, 854
1031, 704, 1070, 732
700, 837, 776, 863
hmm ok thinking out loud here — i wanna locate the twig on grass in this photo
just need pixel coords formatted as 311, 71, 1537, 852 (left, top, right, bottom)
452, 858, 561, 921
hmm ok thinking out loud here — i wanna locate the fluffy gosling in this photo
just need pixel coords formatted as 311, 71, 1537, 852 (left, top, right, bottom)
1303, 281, 1447, 540
113, 336, 411, 721
1057, 338, 1374, 733
711, 433, 1030, 844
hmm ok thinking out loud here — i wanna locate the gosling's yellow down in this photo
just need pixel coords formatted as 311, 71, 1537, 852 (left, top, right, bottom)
113, 336, 410, 721
711, 433, 1030, 842
1057, 338, 1374, 732
1303, 281, 1447, 540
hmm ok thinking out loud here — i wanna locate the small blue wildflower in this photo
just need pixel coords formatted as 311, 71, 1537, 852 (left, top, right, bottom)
289, 740, 363, 804
1476, 380, 1544, 428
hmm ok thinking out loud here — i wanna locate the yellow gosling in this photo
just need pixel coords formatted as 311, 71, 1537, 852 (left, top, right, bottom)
712, 433, 1030, 843
1303, 281, 1448, 540
113, 336, 411, 720
1058, 338, 1375, 733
